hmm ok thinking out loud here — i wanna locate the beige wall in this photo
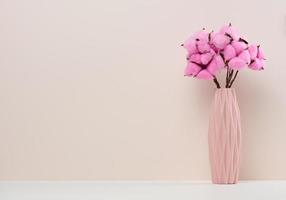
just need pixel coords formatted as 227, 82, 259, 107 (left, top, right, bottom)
0, 0, 285, 180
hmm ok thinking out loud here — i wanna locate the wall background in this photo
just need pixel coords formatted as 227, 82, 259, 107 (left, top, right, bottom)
0, 0, 285, 180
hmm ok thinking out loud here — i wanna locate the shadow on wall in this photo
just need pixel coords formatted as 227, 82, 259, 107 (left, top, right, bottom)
236, 74, 266, 179
235, 73, 282, 179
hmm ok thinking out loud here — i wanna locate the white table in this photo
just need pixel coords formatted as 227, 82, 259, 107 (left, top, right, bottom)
0, 181, 285, 200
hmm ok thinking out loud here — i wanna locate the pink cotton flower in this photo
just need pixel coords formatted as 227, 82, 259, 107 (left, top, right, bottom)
197, 40, 211, 53
188, 54, 201, 64
211, 33, 230, 49
183, 39, 198, 55
238, 50, 251, 64
249, 45, 265, 70
223, 44, 236, 60
192, 29, 209, 42
201, 52, 214, 65
232, 41, 247, 55
248, 45, 258, 60
195, 54, 224, 80
249, 58, 264, 70
257, 47, 265, 59
223, 40, 249, 70
183, 28, 225, 80
207, 55, 224, 74
219, 23, 240, 41
184, 54, 224, 80
182, 29, 210, 55
228, 57, 246, 70
184, 62, 201, 76
196, 70, 213, 80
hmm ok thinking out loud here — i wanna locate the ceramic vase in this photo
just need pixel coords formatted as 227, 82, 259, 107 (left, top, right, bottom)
208, 88, 241, 184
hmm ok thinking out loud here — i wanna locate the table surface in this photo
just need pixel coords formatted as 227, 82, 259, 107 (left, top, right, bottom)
0, 181, 286, 200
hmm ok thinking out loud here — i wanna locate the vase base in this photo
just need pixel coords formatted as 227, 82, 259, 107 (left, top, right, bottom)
212, 181, 238, 184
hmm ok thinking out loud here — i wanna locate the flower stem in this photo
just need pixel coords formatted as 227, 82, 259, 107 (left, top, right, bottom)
226, 69, 234, 88
226, 66, 229, 87
213, 76, 221, 88
229, 70, 239, 88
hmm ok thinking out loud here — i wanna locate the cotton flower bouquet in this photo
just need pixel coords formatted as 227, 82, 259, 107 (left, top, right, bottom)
182, 23, 265, 88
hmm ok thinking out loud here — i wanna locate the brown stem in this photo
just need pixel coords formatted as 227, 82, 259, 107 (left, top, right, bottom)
213, 76, 221, 89
227, 69, 234, 88
226, 66, 229, 88
229, 71, 239, 88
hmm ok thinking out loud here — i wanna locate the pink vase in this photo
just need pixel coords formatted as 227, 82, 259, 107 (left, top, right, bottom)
208, 88, 241, 184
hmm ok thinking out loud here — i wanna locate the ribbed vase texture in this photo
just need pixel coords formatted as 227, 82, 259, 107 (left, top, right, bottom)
208, 88, 241, 184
